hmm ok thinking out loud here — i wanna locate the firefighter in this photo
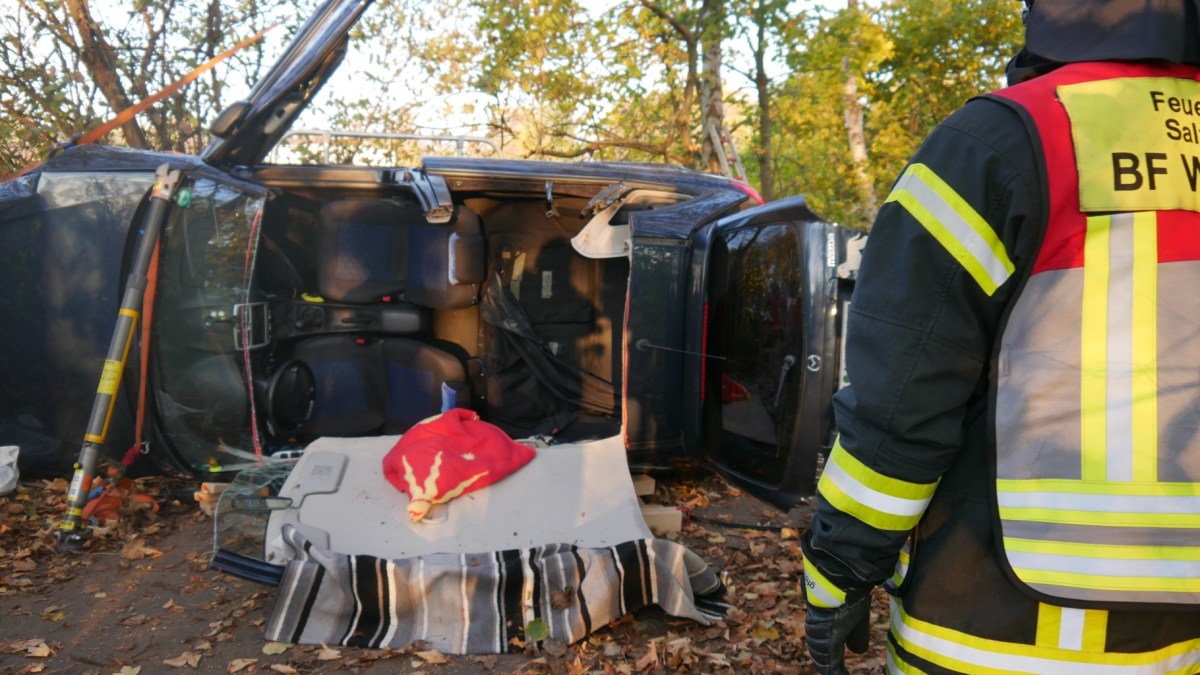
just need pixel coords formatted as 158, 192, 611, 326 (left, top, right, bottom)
801, 0, 1200, 672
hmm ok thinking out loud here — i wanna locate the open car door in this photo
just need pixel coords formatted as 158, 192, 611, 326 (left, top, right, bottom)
697, 196, 865, 510
201, 0, 372, 168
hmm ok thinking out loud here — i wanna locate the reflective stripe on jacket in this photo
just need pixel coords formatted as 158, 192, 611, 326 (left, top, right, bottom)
992, 61, 1200, 607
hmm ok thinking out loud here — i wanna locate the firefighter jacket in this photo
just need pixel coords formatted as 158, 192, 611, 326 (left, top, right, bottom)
802, 61, 1200, 673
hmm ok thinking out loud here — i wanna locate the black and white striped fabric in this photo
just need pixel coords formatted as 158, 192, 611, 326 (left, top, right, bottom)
265, 524, 727, 654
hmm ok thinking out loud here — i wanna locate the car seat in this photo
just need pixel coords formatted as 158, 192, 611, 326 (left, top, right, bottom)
404, 206, 485, 308
316, 199, 418, 304
281, 335, 470, 438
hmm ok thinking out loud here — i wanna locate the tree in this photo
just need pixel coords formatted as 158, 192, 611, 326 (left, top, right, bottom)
0, 0, 309, 170
768, 0, 1020, 227
726, 0, 799, 202
0, 0, 1023, 218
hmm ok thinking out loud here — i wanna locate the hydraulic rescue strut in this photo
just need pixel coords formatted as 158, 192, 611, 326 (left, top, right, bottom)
56, 164, 182, 550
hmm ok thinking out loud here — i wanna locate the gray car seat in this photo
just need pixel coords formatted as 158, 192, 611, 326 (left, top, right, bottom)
316, 199, 419, 304
287, 335, 469, 437
404, 206, 485, 308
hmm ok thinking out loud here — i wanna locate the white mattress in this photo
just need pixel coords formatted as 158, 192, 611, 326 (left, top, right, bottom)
263, 434, 651, 563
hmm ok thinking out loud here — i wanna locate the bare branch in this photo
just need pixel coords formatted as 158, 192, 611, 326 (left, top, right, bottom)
639, 0, 695, 43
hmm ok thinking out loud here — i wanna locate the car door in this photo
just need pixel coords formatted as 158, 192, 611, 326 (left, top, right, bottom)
201, 0, 373, 168
693, 196, 864, 510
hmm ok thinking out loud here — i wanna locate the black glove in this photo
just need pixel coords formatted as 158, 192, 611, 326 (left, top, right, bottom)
804, 592, 871, 675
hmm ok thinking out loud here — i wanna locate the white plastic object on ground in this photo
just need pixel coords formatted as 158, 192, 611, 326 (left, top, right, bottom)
0, 446, 18, 497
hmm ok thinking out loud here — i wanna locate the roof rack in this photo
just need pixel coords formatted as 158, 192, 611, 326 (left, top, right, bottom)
271, 128, 501, 164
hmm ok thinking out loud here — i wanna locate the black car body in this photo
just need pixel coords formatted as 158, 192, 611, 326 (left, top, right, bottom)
0, 0, 863, 510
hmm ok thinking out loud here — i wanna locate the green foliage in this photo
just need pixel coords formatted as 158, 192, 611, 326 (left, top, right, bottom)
525, 618, 550, 642
0, 0, 309, 168
0, 0, 1024, 226
767, 0, 1022, 227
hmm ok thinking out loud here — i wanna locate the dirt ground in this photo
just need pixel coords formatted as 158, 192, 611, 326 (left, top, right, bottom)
0, 473, 890, 674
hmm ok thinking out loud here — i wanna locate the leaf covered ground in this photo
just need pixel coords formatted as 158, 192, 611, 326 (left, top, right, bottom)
0, 474, 889, 674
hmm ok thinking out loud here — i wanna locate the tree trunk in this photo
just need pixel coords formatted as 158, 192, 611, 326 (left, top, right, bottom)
699, 0, 726, 175
63, 0, 149, 148
842, 0, 876, 225
640, 0, 700, 165
752, 11, 774, 201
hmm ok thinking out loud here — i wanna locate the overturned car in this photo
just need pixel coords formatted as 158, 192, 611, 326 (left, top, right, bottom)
0, 0, 862, 510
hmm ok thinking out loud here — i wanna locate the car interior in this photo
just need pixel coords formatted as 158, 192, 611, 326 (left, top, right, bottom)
246, 179, 656, 453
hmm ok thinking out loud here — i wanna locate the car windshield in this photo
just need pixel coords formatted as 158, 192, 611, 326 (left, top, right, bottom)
151, 178, 266, 473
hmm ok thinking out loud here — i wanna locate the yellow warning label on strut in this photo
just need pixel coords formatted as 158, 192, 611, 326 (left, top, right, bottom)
97, 359, 122, 396
1060, 77, 1200, 213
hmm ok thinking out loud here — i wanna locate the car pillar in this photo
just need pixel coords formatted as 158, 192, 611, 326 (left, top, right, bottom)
56, 164, 182, 551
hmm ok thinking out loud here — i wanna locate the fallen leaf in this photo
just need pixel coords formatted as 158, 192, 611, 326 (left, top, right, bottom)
114, 667, 141, 675
780, 527, 799, 540
750, 622, 780, 642
315, 645, 340, 661
162, 651, 202, 668
24, 640, 52, 658
120, 541, 162, 560
415, 649, 449, 664
163, 598, 182, 611
40, 606, 64, 622
549, 589, 574, 610
634, 642, 658, 671
261, 642, 291, 655
226, 658, 257, 673
269, 666, 299, 674
525, 619, 549, 642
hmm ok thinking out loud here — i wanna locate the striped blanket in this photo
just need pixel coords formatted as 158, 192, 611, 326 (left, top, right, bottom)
265, 524, 727, 654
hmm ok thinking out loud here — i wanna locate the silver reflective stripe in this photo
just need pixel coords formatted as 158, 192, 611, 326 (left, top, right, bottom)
1003, 518, 1200, 547
891, 597, 1200, 673
997, 490, 1200, 514
886, 163, 1013, 294
822, 458, 931, 519
1007, 550, 1200, 578
1105, 213, 1136, 481
1057, 608, 1087, 651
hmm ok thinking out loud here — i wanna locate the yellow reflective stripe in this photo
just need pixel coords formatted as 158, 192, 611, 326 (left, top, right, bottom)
1035, 603, 1062, 649
1037, 605, 1108, 652
998, 506, 1200, 528
817, 438, 938, 532
1013, 567, 1200, 594
801, 552, 846, 609
1005, 538, 1200, 562
1082, 609, 1109, 653
886, 642, 926, 675
996, 479, 1200, 497
884, 163, 1014, 296
890, 543, 911, 589
1131, 211, 1158, 483
1081, 215, 1110, 481
889, 639, 1028, 675
891, 596, 1200, 671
